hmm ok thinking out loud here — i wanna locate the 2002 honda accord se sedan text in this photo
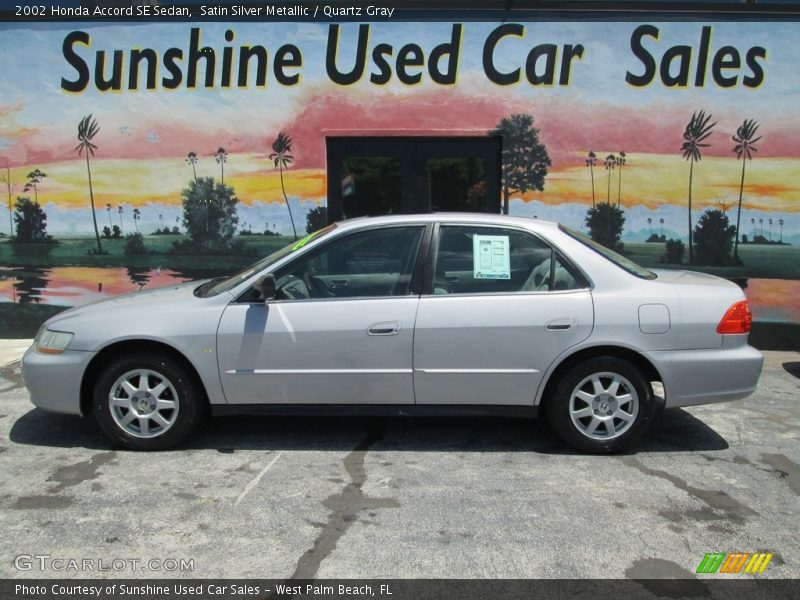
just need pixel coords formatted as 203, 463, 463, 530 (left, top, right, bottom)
21, 214, 763, 453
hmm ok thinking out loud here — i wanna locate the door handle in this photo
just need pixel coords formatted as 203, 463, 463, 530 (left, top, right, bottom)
367, 321, 401, 336
546, 318, 576, 331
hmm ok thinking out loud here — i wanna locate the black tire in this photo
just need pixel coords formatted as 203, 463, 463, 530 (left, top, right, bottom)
93, 352, 205, 450
546, 356, 655, 454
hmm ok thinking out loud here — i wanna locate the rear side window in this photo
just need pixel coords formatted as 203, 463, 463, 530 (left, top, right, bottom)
560, 225, 656, 280
431, 225, 584, 295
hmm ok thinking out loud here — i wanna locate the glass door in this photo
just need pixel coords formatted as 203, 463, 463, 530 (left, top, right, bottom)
326, 137, 501, 222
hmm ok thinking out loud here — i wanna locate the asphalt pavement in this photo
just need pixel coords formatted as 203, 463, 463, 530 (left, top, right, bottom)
0, 345, 798, 580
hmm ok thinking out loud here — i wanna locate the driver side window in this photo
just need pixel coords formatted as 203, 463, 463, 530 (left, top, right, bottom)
275, 226, 425, 300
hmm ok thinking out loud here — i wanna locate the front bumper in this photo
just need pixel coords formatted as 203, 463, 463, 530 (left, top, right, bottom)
646, 343, 764, 408
21, 345, 94, 415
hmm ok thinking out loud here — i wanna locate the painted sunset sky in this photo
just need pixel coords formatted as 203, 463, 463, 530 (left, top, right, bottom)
1, 20, 799, 239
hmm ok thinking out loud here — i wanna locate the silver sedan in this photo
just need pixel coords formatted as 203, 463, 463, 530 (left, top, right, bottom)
21, 214, 763, 452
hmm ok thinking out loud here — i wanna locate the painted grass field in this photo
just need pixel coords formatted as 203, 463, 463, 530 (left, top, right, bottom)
0, 234, 290, 269
624, 242, 800, 280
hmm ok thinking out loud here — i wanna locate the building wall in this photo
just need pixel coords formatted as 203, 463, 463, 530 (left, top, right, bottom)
0, 18, 798, 332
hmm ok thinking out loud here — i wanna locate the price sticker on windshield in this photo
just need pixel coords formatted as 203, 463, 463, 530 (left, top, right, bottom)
473, 234, 510, 279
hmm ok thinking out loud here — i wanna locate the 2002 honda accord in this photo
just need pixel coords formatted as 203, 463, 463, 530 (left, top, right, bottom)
22, 214, 763, 453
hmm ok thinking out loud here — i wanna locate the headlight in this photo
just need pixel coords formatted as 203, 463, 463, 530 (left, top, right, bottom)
35, 329, 74, 354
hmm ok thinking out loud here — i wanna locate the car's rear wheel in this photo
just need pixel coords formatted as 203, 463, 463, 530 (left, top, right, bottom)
547, 356, 655, 453
93, 353, 204, 450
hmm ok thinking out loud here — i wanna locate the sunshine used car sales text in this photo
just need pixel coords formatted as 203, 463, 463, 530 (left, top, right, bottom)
61, 23, 767, 93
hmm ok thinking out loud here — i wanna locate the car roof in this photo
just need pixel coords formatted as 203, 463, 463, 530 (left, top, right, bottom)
334, 213, 561, 232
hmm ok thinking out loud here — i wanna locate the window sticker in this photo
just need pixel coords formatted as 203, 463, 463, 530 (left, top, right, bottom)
473, 234, 511, 279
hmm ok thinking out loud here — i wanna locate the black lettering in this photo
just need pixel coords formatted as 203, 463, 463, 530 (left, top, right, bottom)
187, 27, 215, 88
221, 30, 235, 87
626, 24, 659, 87
162, 48, 183, 89
559, 44, 584, 85
95, 50, 123, 91
694, 26, 712, 87
274, 45, 302, 86
660, 45, 691, 87
712, 46, 740, 88
370, 43, 393, 85
238, 46, 268, 87
326, 24, 369, 85
61, 31, 90, 92
483, 23, 523, 85
428, 24, 461, 85
525, 44, 557, 85
129, 48, 157, 90
396, 43, 424, 85
743, 46, 766, 88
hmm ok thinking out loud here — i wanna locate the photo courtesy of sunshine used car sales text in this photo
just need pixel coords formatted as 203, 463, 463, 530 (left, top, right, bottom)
14, 583, 391, 597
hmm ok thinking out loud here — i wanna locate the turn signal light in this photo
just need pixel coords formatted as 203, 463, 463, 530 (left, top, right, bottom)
716, 300, 752, 334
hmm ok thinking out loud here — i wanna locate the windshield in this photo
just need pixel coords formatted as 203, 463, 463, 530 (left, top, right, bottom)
560, 225, 656, 280
195, 224, 338, 297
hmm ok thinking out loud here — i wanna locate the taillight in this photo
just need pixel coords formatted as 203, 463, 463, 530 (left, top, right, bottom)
716, 300, 752, 334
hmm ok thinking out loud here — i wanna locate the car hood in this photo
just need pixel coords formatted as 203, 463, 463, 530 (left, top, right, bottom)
45, 280, 205, 328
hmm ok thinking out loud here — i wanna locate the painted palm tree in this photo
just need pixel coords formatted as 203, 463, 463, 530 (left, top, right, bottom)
76, 114, 103, 254
585, 151, 597, 208
779, 218, 784, 243
732, 118, 761, 261
106, 203, 113, 228
23, 169, 47, 203
215, 147, 228, 185
269, 131, 298, 239
133, 208, 141, 233
681, 110, 716, 264
751, 217, 756, 238
604, 154, 616, 203
2, 160, 15, 236
659, 218, 664, 237
647, 217, 653, 236
186, 151, 198, 183
118, 205, 124, 234
616, 151, 626, 207
768, 218, 773, 241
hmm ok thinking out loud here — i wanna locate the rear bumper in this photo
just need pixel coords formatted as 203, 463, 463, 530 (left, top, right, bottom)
21, 346, 94, 416
646, 344, 763, 408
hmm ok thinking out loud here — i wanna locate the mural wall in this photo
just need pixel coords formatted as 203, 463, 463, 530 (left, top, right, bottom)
0, 19, 798, 337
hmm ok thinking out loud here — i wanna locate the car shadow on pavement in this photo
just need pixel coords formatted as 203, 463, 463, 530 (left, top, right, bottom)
783, 361, 800, 380
9, 406, 728, 454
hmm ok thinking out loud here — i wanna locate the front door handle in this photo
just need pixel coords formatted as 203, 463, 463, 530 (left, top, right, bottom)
367, 321, 401, 336
546, 317, 576, 331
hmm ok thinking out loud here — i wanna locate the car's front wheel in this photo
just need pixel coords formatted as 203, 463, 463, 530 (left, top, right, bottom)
547, 356, 655, 453
93, 353, 204, 450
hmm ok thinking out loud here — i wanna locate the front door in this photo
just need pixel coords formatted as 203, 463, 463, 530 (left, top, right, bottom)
413, 224, 594, 406
217, 225, 427, 405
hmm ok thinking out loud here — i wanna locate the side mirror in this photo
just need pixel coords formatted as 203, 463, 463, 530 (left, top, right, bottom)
253, 274, 276, 302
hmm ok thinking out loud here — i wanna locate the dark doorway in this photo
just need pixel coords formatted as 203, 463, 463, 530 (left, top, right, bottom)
326, 137, 501, 222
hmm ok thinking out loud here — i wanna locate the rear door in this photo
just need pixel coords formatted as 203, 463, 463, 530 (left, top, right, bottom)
413, 224, 594, 406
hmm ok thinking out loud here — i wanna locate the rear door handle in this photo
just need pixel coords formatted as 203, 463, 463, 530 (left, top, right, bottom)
546, 318, 576, 331
367, 321, 401, 336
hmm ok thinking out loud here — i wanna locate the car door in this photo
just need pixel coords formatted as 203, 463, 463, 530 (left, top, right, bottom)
217, 224, 428, 405
413, 224, 594, 406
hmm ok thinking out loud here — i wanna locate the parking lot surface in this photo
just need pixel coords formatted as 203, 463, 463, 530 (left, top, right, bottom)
0, 350, 798, 579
